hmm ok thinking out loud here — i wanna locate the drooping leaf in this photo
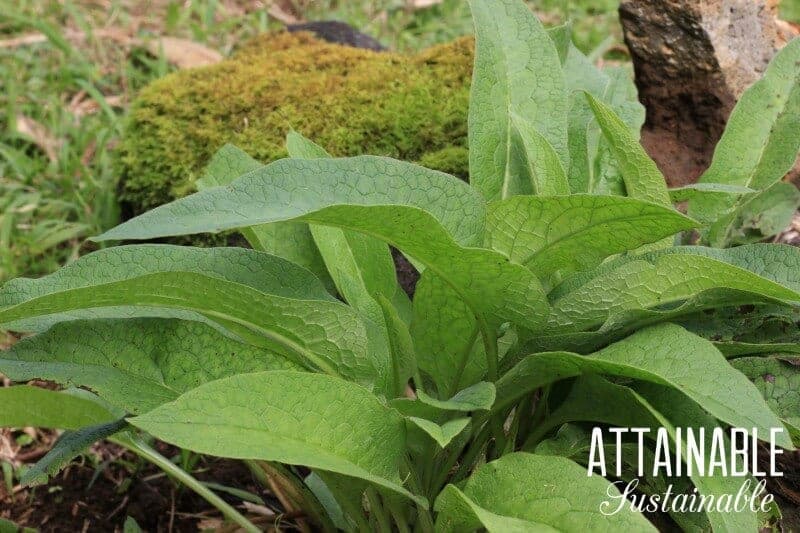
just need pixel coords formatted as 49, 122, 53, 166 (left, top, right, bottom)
94, 156, 549, 336
435, 453, 656, 532
689, 38, 800, 225
0, 318, 300, 413
20, 418, 128, 486
0, 244, 334, 332
485, 195, 696, 281
196, 143, 334, 289
468, 0, 568, 200
731, 356, 800, 439
546, 244, 800, 334
584, 92, 670, 207
0, 386, 116, 429
0, 251, 382, 384
496, 323, 793, 448
129, 371, 425, 506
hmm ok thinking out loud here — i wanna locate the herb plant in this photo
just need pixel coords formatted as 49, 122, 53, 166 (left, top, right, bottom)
2, 0, 800, 531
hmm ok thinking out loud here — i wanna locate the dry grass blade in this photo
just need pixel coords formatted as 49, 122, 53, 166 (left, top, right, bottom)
145, 37, 223, 68
15, 116, 61, 163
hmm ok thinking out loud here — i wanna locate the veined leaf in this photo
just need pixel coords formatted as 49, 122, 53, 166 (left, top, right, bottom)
509, 113, 570, 196
94, 156, 549, 352
0, 244, 334, 332
532, 377, 757, 532
0, 386, 116, 429
468, 0, 568, 200
129, 371, 425, 506
636, 383, 762, 532
547, 244, 800, 333
584, 93, 670, 207
376, 294, 417, 398
406, 417, 470, 449
196, 143, 334, 289
285, 132, 401, 324
689, 38, 800, 225
435, 453, 655, 532
417, 381, 495, 412
0, 318, 300, 414
0, 271, 373, 386
668, 183, 756, 203
732, 356, 800, 440
20, 418, 128, 486
411, 272, 485, 395
485, 195, 696, 281
496, 323, 793, 448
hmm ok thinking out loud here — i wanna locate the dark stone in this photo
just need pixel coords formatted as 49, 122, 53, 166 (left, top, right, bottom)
287, 21, 386, 51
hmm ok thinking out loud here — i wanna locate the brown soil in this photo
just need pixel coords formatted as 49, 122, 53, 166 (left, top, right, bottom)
0, 441, 289, 532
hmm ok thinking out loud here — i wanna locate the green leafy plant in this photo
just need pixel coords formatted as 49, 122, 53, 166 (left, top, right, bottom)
2, 0, 800, 530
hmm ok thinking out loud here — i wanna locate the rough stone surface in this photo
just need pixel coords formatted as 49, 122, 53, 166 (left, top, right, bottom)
620, 0, 798, 186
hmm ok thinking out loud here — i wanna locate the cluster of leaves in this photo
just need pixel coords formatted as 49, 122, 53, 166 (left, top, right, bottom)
2, 0, 800, 531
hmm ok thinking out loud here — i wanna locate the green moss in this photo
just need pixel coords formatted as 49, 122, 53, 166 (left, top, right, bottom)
116, 32, 474, 216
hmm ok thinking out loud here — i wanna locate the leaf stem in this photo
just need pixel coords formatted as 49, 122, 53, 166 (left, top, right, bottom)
116, 434, 260, 533
366, 488, 393, 533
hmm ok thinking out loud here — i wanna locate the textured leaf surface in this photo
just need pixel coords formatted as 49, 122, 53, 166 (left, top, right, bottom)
21, 418, 127, 486
486, 195, 696, 280
547, 245, 800, 333
406, 417, 469, 449
732, 356, 800, 437
0, 386, 116, 429
690, 38, 800, 225
94, 156, 548, 333
285, 132, 400, 323
197, 143, 333, 289
468, 0, 568, 200
0, 252, 372, 384
497, 324, 792, 448
436, 453, 655, 532
585, 93, 670, 206
129, 371, 421, 504
0, 318, 300, 413
417, 382, 495, 412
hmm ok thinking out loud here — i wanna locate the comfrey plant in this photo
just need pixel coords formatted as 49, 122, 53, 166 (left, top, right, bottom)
2, 1, 800, 531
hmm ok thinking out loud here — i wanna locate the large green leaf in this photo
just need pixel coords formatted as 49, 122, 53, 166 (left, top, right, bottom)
0, 386, 116, 429
0, 244, 334, 332
197, 143, 334, 290
285, 132, 402, 323
547, 244, 800, 334
94, 156, 549, 353
532, 377, 758, 532
129, 371, 424, 506
0, 246, 367, 387
485, 195, 696, 281
467, 0, 568, 200
435, 453, 655, 532
689, 38, 800, 226
496, 323, 792, 448
584, 93, 670, 207
0, 318, 300, 413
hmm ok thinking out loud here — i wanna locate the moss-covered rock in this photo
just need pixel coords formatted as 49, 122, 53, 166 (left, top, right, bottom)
116, 31, 474, 216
